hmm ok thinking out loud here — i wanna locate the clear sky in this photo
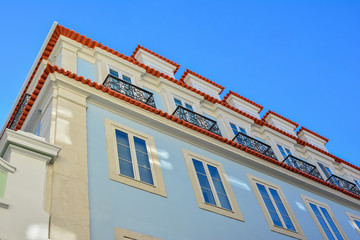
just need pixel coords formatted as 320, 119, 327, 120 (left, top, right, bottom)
0, 1, 359, 167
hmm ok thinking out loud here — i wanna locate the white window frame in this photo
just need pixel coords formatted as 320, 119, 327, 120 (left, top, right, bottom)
248, 174, 305, 239
346, 212, 360, 236
301, 195, 348, 240
227, 120, 250, 137
107, 65, 135, 84
182, 149, 244, 221
104, 118, 166, 197
115, 227, 161, 240
172, 95, 194, 111
275, 142, 296, 160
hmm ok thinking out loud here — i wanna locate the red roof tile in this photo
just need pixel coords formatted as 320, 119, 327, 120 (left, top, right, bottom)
15, 63, 359, 201
130, 45, 181, 74
4, 23, 359, 179
223, 91, 263, 113
179, 69, 225, 94
297, 126, 329, 143
262, 110, 299, 128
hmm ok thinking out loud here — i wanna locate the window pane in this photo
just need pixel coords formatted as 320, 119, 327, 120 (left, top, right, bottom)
201, 188, 216, 205
116, 130, 130, 146
256, 184, 283, 227
174, 98, 182, 107
185, 103, 193, 111
207, 165, 221, 180
285, 148, 292, 156
355, 220, 360, 230
310, 204, 335, 240
230, 123, 239, 135
283, 216, 296, 231
110, 69, 119, 77
257, 183, 270, 198
192, 159, 206, 174
239, 127, 247, 134
277, 145, 288, 159
218, 194, 232, 210
138, 166, 153, 185
320, 207, 343, 240
122, 75, 131, 83
134, 137, 147, 154
119, 159, 134, 178
136, 151, 150, 168
269, 210, 283, 227
318, 162, 332, 179
117, 144, 132, 162
196, 173, 211, 190
212, 179, 226, 195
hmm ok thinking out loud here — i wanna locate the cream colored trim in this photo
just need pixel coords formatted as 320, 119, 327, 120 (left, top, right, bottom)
115, 227, 161, 240
346, 212, 360, 235
182, 149, 244, 221
247, 174, 306, 239
105, 118, 166, 197
301, 195, 348, 240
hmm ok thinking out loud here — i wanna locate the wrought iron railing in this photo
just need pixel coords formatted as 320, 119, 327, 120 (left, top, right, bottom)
326, 175, 360, 196
283, 155, 323, 180
232, 132, 277, 160
9, 93, 31, 130
172, 106, 222, 136
103, 74, 156, 108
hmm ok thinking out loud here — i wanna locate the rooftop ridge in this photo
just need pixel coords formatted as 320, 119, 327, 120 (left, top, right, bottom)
4, 23, 358, 175
223, 90, 263, 113
262, 110, 299, 128
179, 69, 225, 94
16, 63, 359, 201
130, 45, 181, 74
297, 126, 329, 143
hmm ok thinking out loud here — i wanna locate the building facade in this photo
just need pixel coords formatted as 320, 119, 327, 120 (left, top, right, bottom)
1, 22, 360, 240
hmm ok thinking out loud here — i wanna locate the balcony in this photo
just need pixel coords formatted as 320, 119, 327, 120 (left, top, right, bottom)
283, 155, 323, 180
103, 74, 156, 108
326, 175, 360, 196
232, 132, 277, 160
9, 93, 31, 130
172, 106, 222, 136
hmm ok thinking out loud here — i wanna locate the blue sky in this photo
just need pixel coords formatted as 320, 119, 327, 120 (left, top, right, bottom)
1, 1, 359, 166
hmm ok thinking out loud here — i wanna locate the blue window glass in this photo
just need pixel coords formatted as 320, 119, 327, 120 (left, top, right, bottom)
116, 130, 134, 178
320, 207, 344, 240
185, 103, 193, 111
174, 98, 182, 108
110, 69, 119, 78
269, 188, 295, 231
122, 75, 131, 83
354, 180, 360, 189
230, 123, 238, 135
256, 183, 283, 227
354, 219, 360, 231
309, 203, 340, 240
134, 137, 153, 185
192, 159, 231, 210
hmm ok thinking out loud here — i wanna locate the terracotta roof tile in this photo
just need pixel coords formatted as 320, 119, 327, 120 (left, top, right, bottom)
15, 63, 359, 201
223, 91, 263, 113
262, 110, 299, 128
179, 69, 225, 94
297, 126, 329, 143
130, 45, 181, 74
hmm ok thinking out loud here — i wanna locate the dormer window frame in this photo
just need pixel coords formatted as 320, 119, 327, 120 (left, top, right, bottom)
171, 94, 196, 113
274, 141, 298, 161
316, 160, 337, 180
106, 64, 135, 85
227, 120, 251, 139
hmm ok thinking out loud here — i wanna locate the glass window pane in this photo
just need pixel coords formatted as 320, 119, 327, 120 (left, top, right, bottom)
230, 123, 239, 135
134, 137, 147, 154
202, 188, 216, 205
185, 103, 193, 111
285, 148, 292, 156
174, 98, 182, 107
116, 130, 130, 146
138, 166, 153, 185
282, 216, 296, 231
218, 194, 232, 210
354, 220, 360, 230
320, 207, 343, 239
119, 159, 134, 178
136, 151, 150, 168
117, 144, 132, 162
110, 69, 119, 77
212, 179, 226, 195
256, 183, 270, 198
239, 127, 247, 134
192, 159, 206, 174
207, 165, 221, 180
263, 197, 277, 213
122, 75, 131, 83
269, 210, 283, 227
277, 145, 287, 158
196, 173, 211, 189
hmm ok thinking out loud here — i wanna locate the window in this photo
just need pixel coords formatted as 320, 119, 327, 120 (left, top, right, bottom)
248, 174, 305, 239
109, 68, 132, 84
301, 195, 347, 240
346, 212, 360, 236
115, 227, 161, 240
173, 97, 193, 111
317, 162, 334, 180
105, 119, 166, 197
229, 122, 247, 136
182, 149, 243, 221
277, 144, 293, 159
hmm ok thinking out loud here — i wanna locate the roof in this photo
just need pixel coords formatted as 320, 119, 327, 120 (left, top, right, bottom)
179, 69, 225, 94
223, 91, 264, 113
262, 110, 299, 128
130, 45, 181, 74
16, 62, 360, 201
297, 126, 329, 143
4, 23, 359, 183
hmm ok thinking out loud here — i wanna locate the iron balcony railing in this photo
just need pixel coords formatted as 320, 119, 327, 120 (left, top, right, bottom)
232, 132, 277, 160
172, 106, 222, 136
283, 155, 323, 180
103, 74, 156, 108
326, 174, 360, 196
9, 93, 31, 130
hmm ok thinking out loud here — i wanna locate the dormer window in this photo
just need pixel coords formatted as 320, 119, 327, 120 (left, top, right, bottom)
174, 98, 193, 111
109, 68, 132, 84
277, 144, 292, 160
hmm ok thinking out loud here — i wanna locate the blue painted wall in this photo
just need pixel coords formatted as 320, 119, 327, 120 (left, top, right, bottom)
86, 103, 360, 240
77, 57, 96, 81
